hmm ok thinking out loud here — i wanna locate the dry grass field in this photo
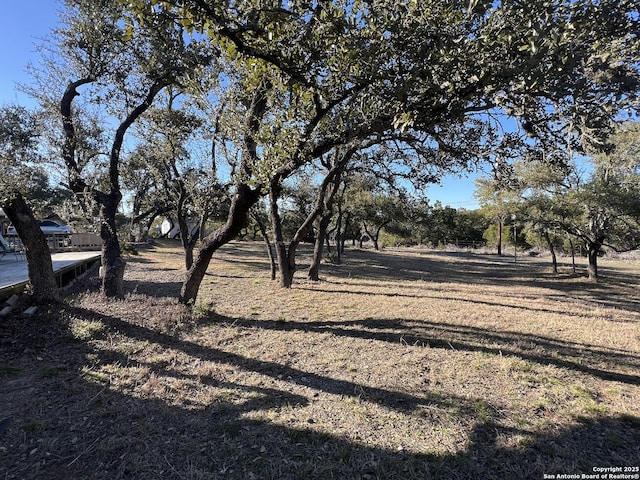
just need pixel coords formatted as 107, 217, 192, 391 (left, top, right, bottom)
1, 240, 639, 479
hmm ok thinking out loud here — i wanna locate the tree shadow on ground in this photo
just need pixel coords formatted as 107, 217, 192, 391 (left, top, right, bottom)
226, 315, 640, 386
296, 282, 638, 323
1, 306, 639, 480
316, 248, 640, 315
125, 244, 640, 317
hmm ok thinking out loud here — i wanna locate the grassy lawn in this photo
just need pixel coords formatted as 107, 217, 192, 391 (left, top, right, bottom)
1, 240, 639, 479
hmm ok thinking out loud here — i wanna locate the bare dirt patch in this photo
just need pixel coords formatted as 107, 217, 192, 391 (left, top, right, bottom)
1, 240, 639, 479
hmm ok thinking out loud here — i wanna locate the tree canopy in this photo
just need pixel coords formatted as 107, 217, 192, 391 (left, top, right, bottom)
123, 0, 639, 150
4, 0, 640, 302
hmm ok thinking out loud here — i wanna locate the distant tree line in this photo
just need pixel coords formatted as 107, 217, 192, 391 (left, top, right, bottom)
476, 122, 640, 279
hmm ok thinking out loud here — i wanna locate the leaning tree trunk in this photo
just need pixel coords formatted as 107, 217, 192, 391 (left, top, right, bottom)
181, 230, 198, 271
180, 81, 273, 303
252, 211, 277, 280
179, 183, 261, 304
308, 168, 344, 281
198, 211, 210, 242
2, 193, 59, 304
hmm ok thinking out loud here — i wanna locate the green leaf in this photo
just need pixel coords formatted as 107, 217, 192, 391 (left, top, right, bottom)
122, 24, 134, 42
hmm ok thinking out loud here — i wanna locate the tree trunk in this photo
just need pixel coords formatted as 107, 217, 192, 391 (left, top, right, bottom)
363, 222, 384, 251
336, 218, 344, 263
340, 211, 351, 257
497, 220, 502, 255
2, 193, 59, 304
63, 78, 125, 298
587, 241, 601, 281
268, 183, 295, 288
128, 189, 146, 242
549, 243, 558, 274
180, 81, 272, 303
273, 168, 345, 286
308, 214, 331, 281
179, 183, 261, 304
272, 149, 352, 286
266, 240, 278, 282
308, 171, 343, 280
183, 242, 195, 272
99, 193, 126, 298
129, 204, 166, 243
569, 238, 576, 274
142, 212, 162, 242
199, 211, 210, 242
252, 211, 277, 280
61, 77, 170, 298
374, 225, 386, 250
543, 230, 557, 274
128, 212, 140, 243
129, 221, 143, 243
177, 186, 199, 270
282, 248, 297, 288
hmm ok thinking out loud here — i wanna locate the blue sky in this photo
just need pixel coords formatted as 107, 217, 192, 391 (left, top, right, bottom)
424, 173, 481, 209
0, 1, 61, 106
0, 1, 482, 209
